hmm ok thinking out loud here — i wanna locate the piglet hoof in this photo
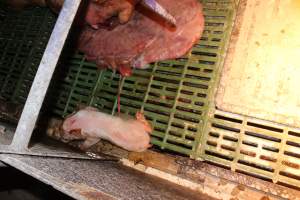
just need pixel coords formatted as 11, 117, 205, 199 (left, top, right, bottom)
79, 137, 101, 151
79, 144, 89, 151
136, 112, 152, 133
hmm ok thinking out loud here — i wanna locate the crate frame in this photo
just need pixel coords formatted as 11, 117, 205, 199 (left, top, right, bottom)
0, 0, 85, 158
1, 0, 300, 190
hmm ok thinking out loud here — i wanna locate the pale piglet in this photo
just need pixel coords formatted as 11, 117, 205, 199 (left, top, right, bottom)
62, 107, 152, 152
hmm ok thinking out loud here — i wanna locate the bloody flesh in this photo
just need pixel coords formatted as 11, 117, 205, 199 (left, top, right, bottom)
77, 0, 205, 74
77, 0, 204, 113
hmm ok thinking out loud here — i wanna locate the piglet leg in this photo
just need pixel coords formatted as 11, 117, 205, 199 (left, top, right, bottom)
79, 136, 101, 150
136, 112, 152, 133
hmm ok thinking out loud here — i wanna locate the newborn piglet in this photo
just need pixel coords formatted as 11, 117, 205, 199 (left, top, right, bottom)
61, 107, 152, 152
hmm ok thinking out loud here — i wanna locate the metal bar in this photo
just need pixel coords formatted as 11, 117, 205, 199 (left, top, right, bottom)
0, 144, 89, 159
10, 0, 82, 151
0, 115, 89, 158
0, 154, 208, 200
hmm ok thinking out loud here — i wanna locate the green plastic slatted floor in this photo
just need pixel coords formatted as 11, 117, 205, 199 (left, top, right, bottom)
47, 0, 237, 158
3, 0, 300, 189
0, 5, 56, 104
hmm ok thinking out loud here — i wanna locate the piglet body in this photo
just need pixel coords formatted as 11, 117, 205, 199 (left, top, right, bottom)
62, 107, 152, 152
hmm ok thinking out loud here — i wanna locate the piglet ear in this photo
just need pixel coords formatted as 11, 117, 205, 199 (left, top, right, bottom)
63, 111, 77, 121
70, 129, 83, 137
63, 103, 86, 119
64, 106, 98, 121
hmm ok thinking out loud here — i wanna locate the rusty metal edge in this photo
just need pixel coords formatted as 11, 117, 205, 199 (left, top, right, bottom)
127, 151, 300, 200
0, 146, 89, 159
178, 160, 300, 200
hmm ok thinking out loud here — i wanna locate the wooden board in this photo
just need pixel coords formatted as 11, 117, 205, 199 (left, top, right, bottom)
216, 0, 300, 127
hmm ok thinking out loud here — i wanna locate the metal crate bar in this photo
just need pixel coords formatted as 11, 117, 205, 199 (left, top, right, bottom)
0, 0, 82, 154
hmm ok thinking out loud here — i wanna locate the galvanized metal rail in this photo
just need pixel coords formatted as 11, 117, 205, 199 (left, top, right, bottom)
0, 0, 85, 158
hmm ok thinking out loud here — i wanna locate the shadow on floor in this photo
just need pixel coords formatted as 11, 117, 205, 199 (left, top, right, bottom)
0, 162, 73, 200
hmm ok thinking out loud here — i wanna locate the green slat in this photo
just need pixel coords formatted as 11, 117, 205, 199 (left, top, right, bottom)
8, 0, 300, 190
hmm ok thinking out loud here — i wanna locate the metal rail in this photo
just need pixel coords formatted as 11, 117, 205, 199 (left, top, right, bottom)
7, 0, 81, 152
